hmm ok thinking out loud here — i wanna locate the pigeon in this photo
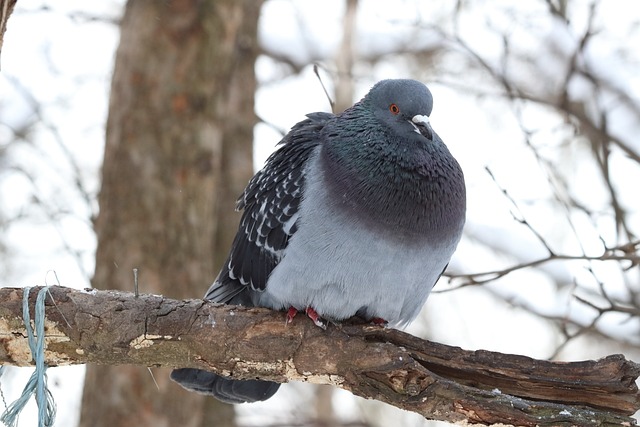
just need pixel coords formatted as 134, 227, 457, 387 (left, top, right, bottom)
171, 79, 466, 404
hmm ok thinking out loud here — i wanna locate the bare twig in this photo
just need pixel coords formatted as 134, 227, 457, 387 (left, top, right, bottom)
446, 240, 639, 289
0, 0, 17, 69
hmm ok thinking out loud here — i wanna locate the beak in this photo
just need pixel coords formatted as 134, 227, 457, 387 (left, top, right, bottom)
409, 114, 433, 140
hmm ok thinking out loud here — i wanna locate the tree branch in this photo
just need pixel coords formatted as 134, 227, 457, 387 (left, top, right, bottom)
0, 0, 17, 69
0, 286, 638, 426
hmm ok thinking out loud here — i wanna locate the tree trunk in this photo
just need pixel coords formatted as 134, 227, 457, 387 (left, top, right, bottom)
79, 1, 261, 426
333, 0, 358, 113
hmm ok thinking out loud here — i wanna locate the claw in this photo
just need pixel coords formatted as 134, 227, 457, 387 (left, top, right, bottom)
370, 317, 388, 326
286, 306, 298, 325
305, 307, 327, 330
285, 306, 327, 329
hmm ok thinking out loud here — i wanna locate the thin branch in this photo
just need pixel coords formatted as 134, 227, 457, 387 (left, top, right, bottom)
0, 0, 17, 69
484, 166, 556, 256
445, 240, 639, 289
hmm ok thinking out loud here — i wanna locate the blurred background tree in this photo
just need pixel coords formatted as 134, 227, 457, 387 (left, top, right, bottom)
79, 1, 260, 426
0, 0, 638, 426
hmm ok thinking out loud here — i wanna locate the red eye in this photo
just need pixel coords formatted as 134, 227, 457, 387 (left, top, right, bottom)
389, 103, 400, 115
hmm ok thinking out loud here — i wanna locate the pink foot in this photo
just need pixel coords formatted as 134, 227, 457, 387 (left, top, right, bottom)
305, 307, 327, 329
371, 317, 388, 326
285, 306, 327, 329
286, 306, 298, 325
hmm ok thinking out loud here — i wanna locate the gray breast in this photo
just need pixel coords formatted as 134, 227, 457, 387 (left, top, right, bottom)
255, 147, 462, 326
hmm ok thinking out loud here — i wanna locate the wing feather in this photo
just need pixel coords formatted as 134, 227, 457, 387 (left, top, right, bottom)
204, 112, 332, 304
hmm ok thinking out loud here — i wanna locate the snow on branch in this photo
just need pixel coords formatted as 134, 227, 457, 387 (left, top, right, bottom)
0, 286, 638, 426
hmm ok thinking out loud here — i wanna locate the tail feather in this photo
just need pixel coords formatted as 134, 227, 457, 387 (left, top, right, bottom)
171, 368, 279, 404
171, 278, 281, 403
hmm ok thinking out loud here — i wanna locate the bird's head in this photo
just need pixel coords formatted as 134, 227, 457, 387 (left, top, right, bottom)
365, 79, 436, 142
322, 78, 465, 235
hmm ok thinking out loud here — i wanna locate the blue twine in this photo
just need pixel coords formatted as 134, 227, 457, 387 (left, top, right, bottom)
1, 287, 57, 427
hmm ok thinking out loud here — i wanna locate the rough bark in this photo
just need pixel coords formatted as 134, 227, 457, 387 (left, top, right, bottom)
83, 1, 260, 426
2, 286, 638, 427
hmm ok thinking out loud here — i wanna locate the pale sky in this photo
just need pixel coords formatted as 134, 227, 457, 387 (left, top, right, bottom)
1, 1, 639, 426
